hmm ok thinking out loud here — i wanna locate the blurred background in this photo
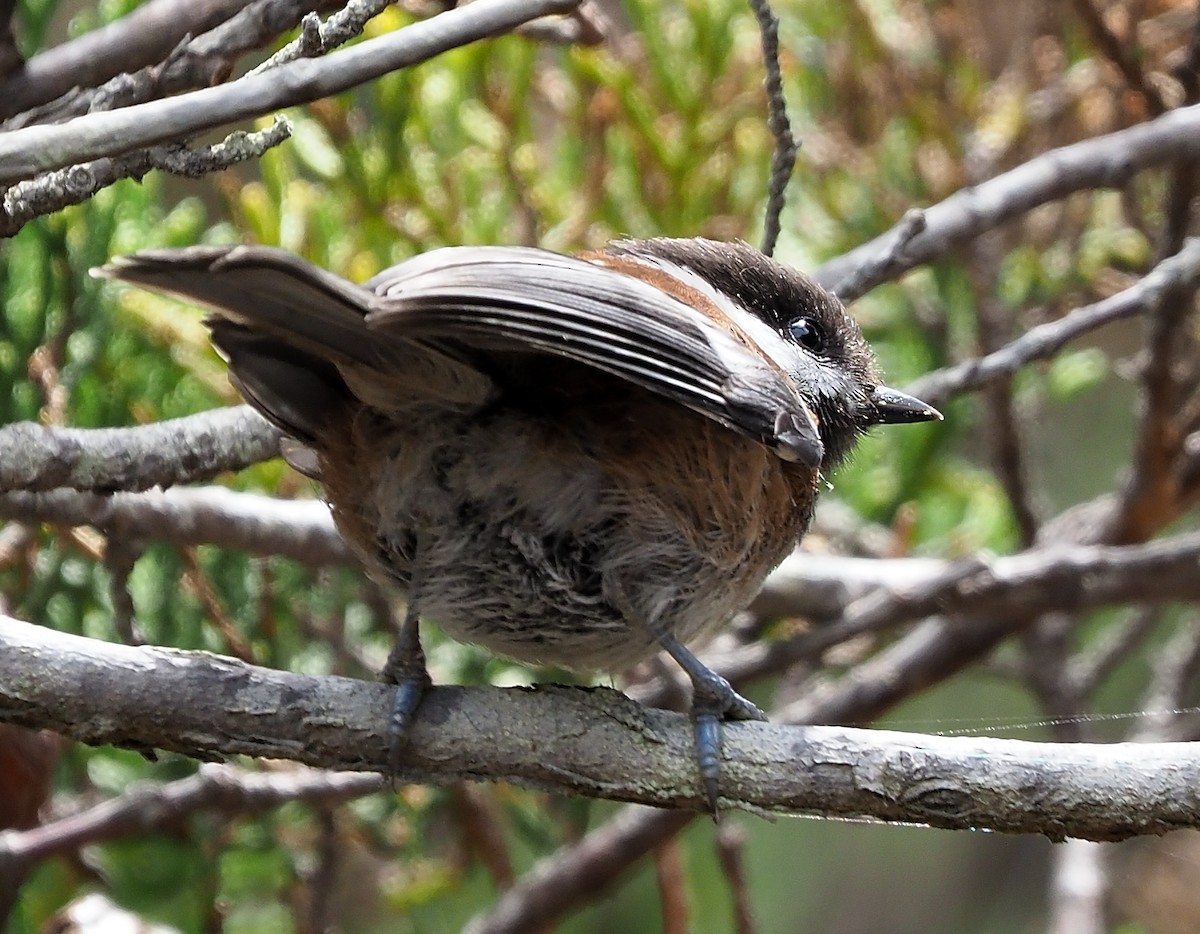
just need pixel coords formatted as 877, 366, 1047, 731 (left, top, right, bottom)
3, 0, 1200, 931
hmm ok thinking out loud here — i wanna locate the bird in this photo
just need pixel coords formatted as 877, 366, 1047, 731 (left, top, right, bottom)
97, 237, 941, 810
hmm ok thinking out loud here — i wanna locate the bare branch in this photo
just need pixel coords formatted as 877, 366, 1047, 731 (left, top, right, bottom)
0, 0, 250, 121
828, 208, 926, 301
1070, 0, 1165, 118
1157, 14, 1200, 259
465, 807, 693, 934
0, 763, 382, 882
8, 1, 347, 129
905, 237, 1200, 408
7, 474, 1200, 643
0, 487, 351, 567
0, 0, 582, 184
2, 116, 293, 236
251, 0, 394, 72
0, 0, 20, 80
0, 406, 280, 494
816, 105, 1200, 300
2, 614, 1198, 837
1048, 839, 1110, 934
715, 823, 756, 934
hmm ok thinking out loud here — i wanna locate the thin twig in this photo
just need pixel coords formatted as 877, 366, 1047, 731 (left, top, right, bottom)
1070, 0, 1165, 118
905, 237, 1200, 407
747, 0, 797, 257
0, 0, 250, 120
1157, 13, 1200, 260
816, 105, 1200, 299
715, 823, 756, 934
653, 837, 689, 934
251, 0, 394, 73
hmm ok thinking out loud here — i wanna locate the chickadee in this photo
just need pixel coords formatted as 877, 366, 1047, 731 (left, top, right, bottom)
98, 237, 940, 809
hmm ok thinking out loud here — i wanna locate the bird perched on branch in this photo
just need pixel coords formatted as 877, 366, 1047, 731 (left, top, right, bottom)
98, 237, 940, 810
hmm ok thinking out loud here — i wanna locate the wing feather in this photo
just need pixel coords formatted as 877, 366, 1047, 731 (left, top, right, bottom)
366, 247, 820, 462
98, 244, 822, 464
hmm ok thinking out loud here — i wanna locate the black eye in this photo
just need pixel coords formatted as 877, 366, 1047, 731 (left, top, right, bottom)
787, 317, 827, 353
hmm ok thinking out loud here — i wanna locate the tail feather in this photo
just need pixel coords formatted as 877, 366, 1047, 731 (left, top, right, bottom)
97, 245, 379, 367
97, 245, 377, 443
95, 245, 496, 442
208, 320, 351, 446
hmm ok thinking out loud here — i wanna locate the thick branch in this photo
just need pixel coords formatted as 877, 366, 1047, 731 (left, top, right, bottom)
1, 614, 1198, 838
0, 406, 279, 493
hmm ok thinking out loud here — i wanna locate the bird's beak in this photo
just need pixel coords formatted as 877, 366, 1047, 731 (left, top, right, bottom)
870, 386, 943, 425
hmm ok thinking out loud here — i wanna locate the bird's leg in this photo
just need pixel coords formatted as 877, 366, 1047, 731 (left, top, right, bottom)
381, 596, 431, 774
611, 584, 764, 813
654, 632, 766, 814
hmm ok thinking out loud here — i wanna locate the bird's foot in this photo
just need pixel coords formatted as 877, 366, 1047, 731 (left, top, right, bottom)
689, 667, 767, 816
380, 619, 431, 777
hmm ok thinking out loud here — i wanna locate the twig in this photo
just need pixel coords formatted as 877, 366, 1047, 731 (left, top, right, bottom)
815, 105, 1200, 300
653, 837, 689, 934
104, 536, 145, 645
904, 237, 1200, 407
1157, 13, 1200, 260
1133, 615, 1200, 743
464, 807, 693, 934
1068, 605, 1162, 696
307, 807, 339, 932
1047, 839, 1110, 934
747, 0, 797, 257
969, 227, 1039, 546
1070, 0, 1165, 118
0, 0, 21, 80
251, 0, 394, 72
0, 0, 249, 120
452, 785, 515, 889
1111, 261, 1200, 542
180, 547, 258, 662
0, 0, 582, 184
715, 823, 756, 934
829, 209, 926, 301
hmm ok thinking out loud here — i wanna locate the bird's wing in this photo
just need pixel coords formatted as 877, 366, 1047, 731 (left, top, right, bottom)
365, 246, 821, 464
95, 245, 493, 445
98, 244, 822, 464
